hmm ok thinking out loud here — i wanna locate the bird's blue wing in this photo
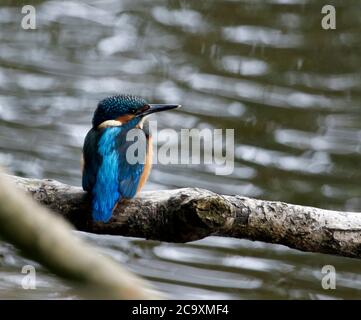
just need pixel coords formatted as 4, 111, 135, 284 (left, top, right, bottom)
90, 125, 146, 222
82, 128, 102, 192
116, 127, 146, 199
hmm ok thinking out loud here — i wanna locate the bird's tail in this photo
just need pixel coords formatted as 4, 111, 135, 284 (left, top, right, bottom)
92, 191, 120, 223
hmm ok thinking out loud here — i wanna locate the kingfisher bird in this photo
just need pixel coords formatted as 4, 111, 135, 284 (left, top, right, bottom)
82, 94, 180, 223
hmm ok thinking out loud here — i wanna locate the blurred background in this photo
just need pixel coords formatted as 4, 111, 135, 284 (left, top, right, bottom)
0, 0, 361, 299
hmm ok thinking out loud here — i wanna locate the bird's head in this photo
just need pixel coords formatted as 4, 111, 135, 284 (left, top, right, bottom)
92, 94, 180, 128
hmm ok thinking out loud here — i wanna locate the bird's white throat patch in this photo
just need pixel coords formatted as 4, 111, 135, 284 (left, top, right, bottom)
137, 117, 146, 129
98, 120, 123, 129
98, 117, 146, 130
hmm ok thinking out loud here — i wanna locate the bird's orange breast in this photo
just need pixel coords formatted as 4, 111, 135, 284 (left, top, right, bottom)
137, 136, 153, 193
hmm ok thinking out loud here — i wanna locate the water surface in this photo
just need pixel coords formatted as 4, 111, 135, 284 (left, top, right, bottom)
0, 0, 361, 299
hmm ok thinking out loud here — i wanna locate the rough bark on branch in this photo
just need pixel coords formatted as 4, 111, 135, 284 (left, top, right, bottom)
11, 175, 361, 259
0, 173, 162, 299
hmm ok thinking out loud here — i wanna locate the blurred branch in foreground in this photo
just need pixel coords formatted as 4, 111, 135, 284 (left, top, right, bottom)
10, 175, 361, 260
0, 172, 162, 299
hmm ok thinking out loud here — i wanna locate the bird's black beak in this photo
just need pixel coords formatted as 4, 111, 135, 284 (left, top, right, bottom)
137, 104, 181, 117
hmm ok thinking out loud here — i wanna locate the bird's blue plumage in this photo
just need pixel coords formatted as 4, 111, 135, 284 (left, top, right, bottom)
83, 116, 146, 222
92, 126, 122, 222
92, 95, 147, 128
82, 94, 178, 223
82, 129, 102, 192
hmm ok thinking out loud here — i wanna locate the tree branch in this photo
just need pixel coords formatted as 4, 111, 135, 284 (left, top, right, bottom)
0, 173, 162, 299
11, 175, 361, 259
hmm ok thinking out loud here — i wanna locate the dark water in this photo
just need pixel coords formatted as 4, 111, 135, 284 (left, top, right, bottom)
0, 0, 361, 299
